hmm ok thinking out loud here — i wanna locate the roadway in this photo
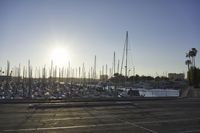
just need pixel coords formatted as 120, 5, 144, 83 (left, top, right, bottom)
0, 98, 200, 133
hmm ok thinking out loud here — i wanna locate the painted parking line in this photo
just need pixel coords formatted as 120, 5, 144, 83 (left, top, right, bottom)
115, 117, 200, 133
115, 118, 158, 133
135, 117, 200, 124
176, 129, 200, 133
43, 116, 200, 124
2, 118, 200, 133
2, 123, 126, 132
42, 116, 113, 121
125, 121, 158, 133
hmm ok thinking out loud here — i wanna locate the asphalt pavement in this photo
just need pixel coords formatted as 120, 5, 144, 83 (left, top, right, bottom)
0, 98, 200, 133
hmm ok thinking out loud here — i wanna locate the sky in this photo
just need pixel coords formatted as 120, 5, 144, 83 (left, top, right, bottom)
0, 0, 200, 77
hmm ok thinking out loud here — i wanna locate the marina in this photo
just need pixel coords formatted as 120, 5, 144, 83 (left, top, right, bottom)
0, 1, 199, 133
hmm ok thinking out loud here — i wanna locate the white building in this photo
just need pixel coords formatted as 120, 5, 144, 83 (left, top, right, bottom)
168, 73, 185, 80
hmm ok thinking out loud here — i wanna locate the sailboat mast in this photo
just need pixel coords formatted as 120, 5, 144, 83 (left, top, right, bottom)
117, 60, 120, 74
94, 55, 96, 79
125, 31, 128, 77
113, 51, 115, 75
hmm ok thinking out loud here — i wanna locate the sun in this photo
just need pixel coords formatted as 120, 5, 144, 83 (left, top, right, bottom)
51, 48, 69, 66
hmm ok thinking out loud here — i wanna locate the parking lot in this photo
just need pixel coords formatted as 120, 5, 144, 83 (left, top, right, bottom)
0, 98, 200, 133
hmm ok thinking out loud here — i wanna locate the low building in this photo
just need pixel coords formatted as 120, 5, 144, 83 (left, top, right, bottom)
168, 73, 185, 80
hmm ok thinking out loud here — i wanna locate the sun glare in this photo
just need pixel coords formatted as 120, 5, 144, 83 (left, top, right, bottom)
51, 48, 69, 66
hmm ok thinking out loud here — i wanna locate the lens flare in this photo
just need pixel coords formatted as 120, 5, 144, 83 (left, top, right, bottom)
51, 48, 69, 66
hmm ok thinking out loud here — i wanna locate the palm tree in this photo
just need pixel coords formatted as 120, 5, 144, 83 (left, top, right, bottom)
187, 48, 198, 67
186, 52, 190, 58
191, 48, 198, 67
185, 60, 192, 71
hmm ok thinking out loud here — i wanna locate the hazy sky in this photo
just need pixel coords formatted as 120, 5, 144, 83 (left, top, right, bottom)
0, 0, 200, 76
